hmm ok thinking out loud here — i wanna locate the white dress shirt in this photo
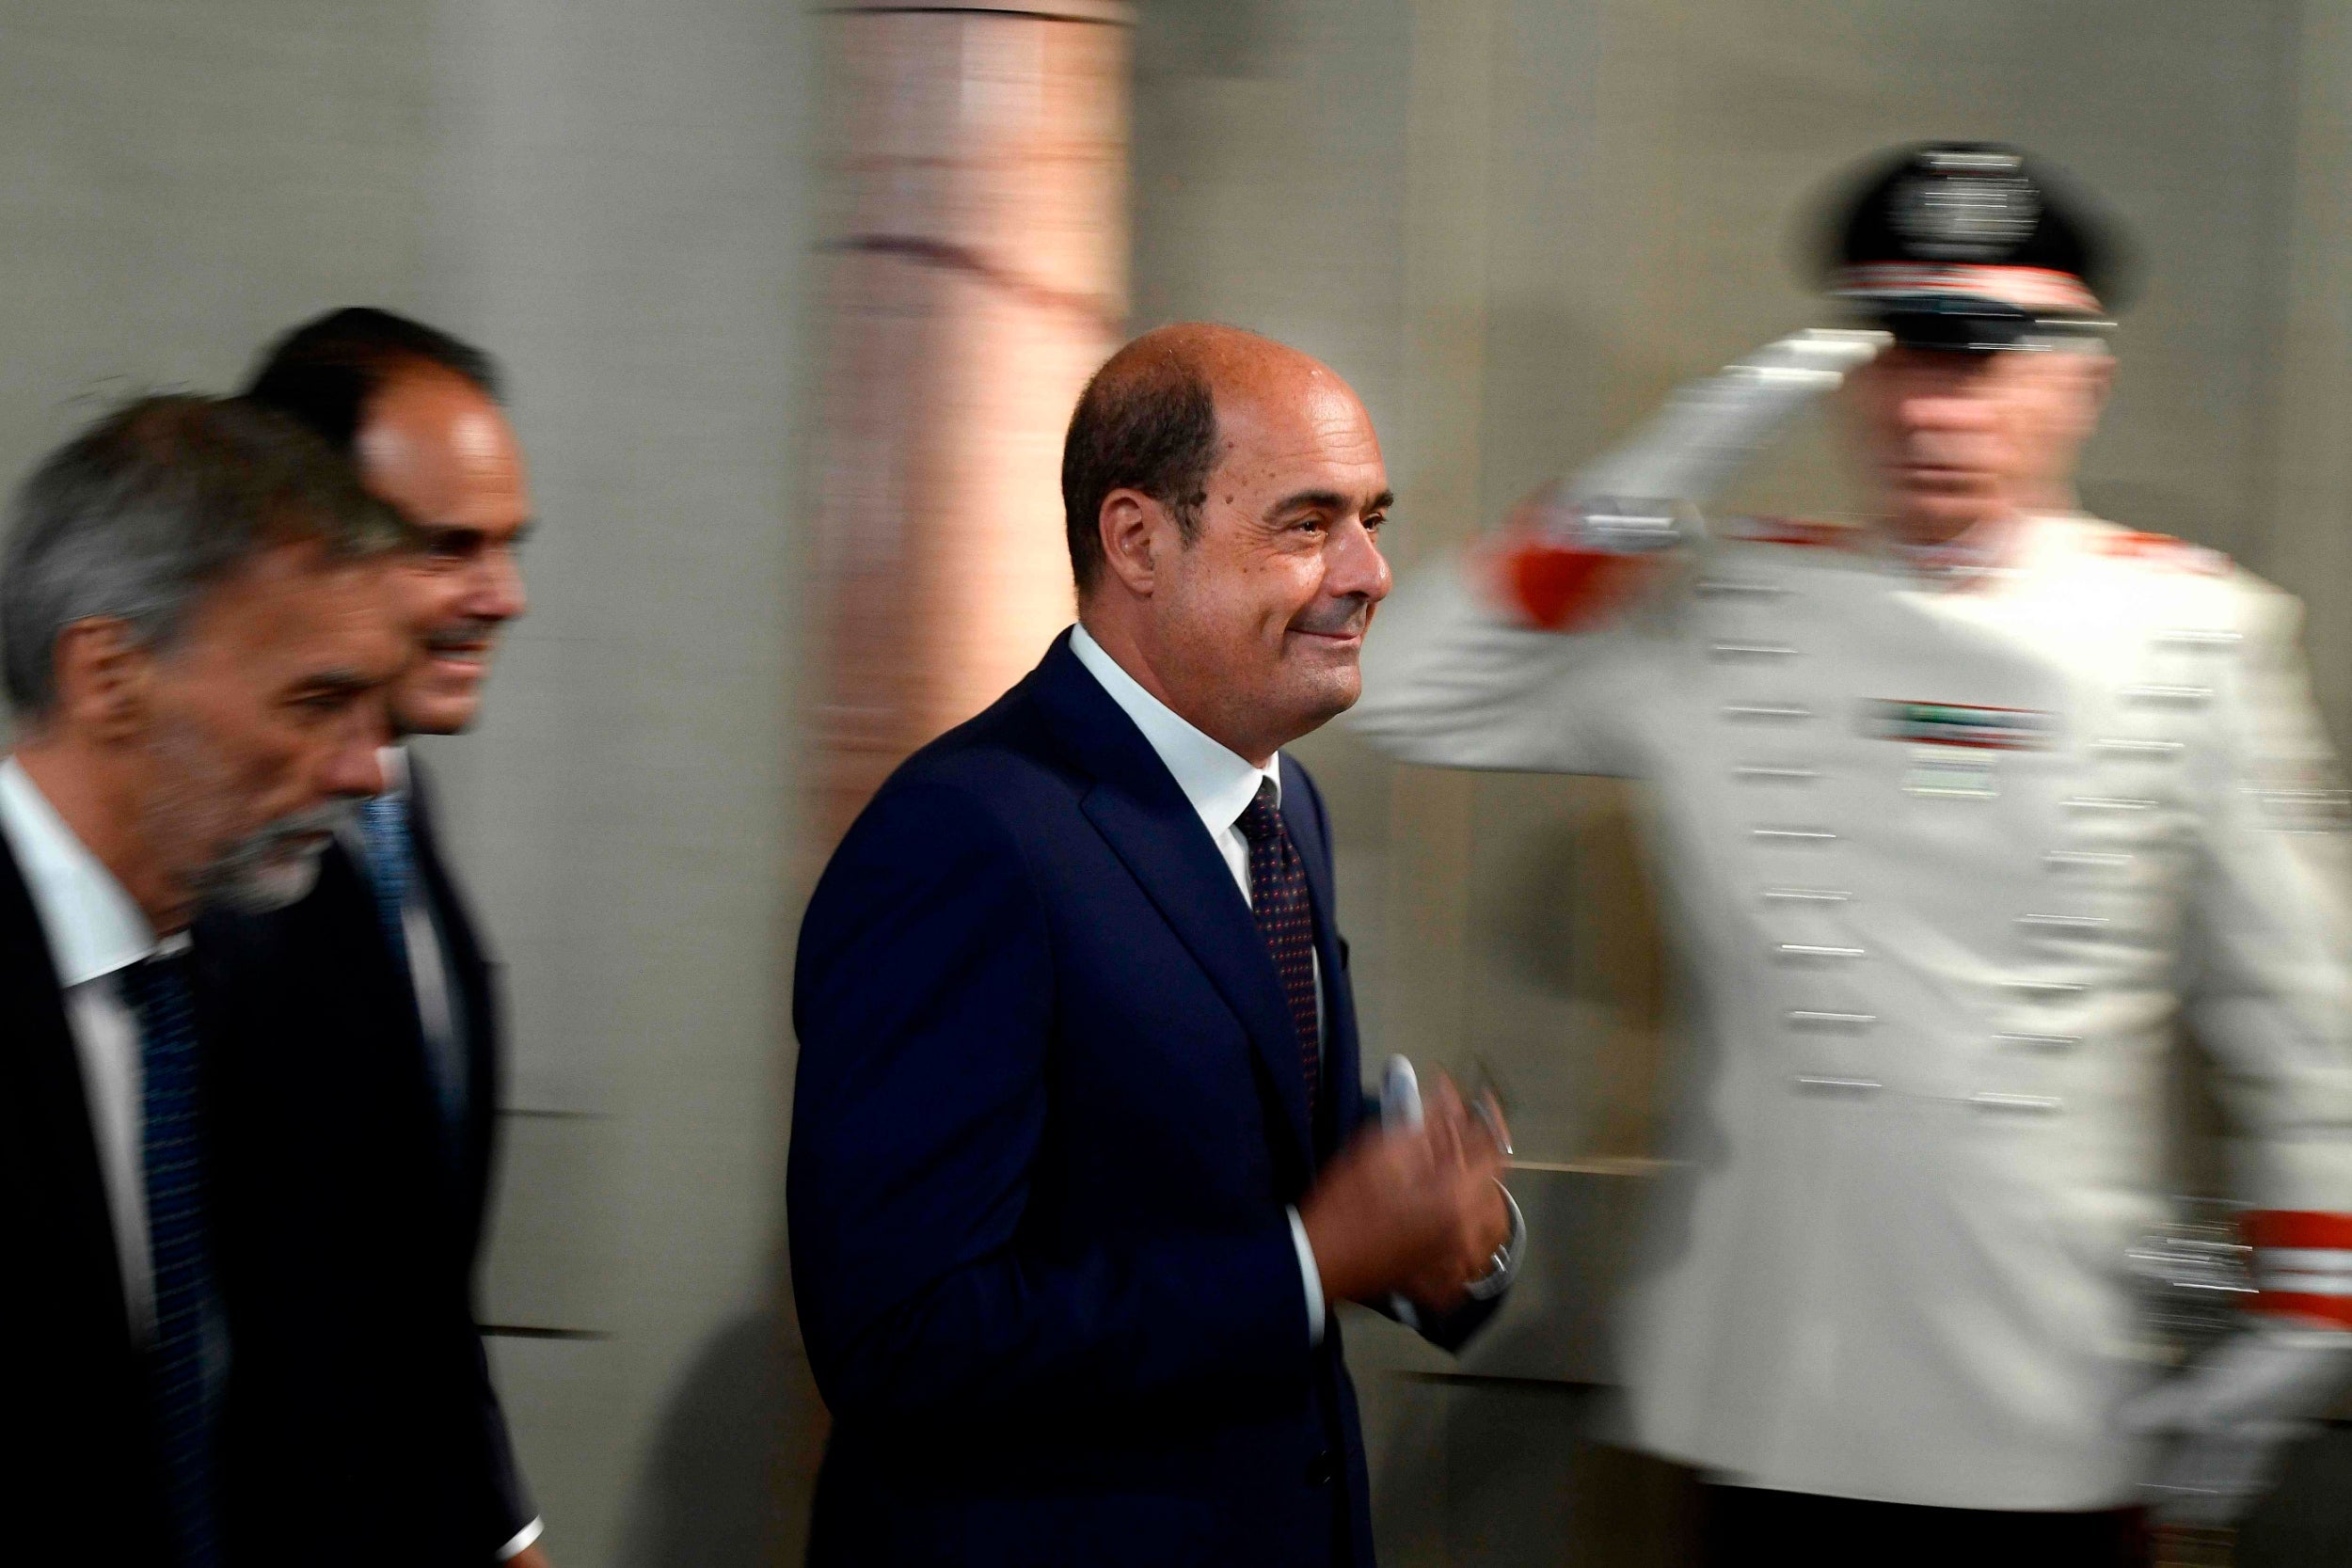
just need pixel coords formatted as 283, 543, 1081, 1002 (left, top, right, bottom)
0, 756, 171, 1342
1067, 624, 1332, 1346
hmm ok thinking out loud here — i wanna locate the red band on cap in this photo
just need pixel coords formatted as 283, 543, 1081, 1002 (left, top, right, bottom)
1831, 262, 2102, 317
2246, 1211, 2352, 1251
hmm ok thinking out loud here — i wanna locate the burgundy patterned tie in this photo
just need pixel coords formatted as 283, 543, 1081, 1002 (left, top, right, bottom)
1236, 777, 1320, 1119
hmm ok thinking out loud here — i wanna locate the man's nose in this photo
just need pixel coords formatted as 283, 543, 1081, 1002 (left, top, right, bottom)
322, 705, 392, 799
465, 546, 528, 624
1327, 517, 1392, 603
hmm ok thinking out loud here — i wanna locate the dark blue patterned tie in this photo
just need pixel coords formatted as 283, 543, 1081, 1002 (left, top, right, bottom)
363, 790, 468, 1140
361, 792, 414, 975
120, 950, 219, 1568
1236, 778, 1321, 1120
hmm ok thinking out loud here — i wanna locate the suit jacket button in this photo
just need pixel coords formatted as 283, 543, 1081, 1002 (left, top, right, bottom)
1306, 1450, 1336, 1487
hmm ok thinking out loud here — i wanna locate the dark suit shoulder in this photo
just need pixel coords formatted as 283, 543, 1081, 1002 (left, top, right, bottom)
844, 673, 1086, 847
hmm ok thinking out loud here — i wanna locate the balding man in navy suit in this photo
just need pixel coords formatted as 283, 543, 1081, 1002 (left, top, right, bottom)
789, 325, 1520, 1568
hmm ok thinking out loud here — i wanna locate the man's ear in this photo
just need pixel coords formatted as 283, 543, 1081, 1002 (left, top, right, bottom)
2058, 350, 2116, 447
1097, 487, 1168, 598
2082, 349, 2116, 411
48, 618, 157, 742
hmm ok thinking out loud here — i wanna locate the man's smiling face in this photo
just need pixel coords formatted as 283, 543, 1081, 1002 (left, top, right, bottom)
355, 365, 533, 736
1146, 361, 1394, 765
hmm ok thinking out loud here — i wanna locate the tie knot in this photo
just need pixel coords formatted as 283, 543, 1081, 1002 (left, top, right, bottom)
119, 948, 193, 1021
1235, 776, 1283, 844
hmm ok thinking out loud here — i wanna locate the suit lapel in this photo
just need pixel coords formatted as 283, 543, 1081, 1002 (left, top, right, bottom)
1279, 756, 1363, 1147
0, 833, 135, 1341
402, 761, 500, 1221
1029, 636, 1313, 1164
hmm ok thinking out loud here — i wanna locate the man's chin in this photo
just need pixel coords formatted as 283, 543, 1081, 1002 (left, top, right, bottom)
198, 842, 329, 916
1277, 666, 1364, 736
395, 685, 485, 737
1887, 494, 1999, 544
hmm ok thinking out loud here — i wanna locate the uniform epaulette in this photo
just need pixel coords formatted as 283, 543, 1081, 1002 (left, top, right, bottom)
1722, 515, 1861, 549
2092, 528, 2231, 577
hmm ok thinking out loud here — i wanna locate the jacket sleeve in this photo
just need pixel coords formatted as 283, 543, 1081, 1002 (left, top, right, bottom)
1348, 549, 1653, 778
469, 1329, 536, 1558
2184, 579, 2352, 1322
787, 776, 1310, 1424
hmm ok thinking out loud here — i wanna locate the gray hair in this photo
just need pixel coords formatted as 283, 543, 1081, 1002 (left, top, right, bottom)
1, 394, 411, 720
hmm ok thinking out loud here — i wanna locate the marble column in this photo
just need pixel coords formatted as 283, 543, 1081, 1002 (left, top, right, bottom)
810, 0, 1133, 845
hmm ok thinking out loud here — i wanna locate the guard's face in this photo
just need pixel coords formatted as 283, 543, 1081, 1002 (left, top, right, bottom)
356, 368, 532, 736
1150, 375, 1393, 763
1842, 343, 2109, 543
135, 545, 406, 919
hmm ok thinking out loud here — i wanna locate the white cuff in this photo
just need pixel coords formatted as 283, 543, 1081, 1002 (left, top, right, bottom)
1287, 1206, 1326, 1348
498, 1517, 545, 1560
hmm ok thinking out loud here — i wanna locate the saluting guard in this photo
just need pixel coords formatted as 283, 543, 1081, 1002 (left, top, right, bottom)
1352, 143, 2352, 1562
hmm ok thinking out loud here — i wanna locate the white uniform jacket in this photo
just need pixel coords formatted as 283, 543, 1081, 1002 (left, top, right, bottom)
1351, 513, 2352, 1509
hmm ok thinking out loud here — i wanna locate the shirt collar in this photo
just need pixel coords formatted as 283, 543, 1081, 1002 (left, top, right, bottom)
1067, 623, 1281, 838
0, 755, 162, 987
1873, 510, 2059, 584
378, 743, 411, 800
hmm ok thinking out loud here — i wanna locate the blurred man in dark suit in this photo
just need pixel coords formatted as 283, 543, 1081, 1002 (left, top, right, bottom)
199, 309, 548, 1566
790, 324, 1520, 1567
0, 395, 407, 1565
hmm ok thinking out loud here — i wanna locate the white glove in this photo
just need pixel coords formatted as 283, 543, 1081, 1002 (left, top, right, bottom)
1522, 327, 1885, 553
2122, 1325, 2352, 1525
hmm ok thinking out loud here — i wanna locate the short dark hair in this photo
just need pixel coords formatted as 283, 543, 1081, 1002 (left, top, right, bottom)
1, 395, 409, 718
243, 307, 503, 454
1059, 346, 1219, 594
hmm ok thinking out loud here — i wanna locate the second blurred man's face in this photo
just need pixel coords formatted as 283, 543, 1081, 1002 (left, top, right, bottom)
138, 543, 407, 921
355, 366, 533, 736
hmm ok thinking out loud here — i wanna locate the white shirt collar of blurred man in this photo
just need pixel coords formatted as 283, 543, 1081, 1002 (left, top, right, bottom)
0, 754, 168, 986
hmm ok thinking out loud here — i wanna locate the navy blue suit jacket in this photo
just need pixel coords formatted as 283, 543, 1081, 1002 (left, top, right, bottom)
0, 833, 168, 1566
792, 632, 1461, 1568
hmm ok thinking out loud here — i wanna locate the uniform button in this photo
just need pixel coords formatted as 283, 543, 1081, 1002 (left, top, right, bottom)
1970, 1091, 2064, 1116
1696, 577, 1788, 600
1788, 1009, 1876, 1032
2122, 684, 2212, 707
2018, 913, 2107, 934
2094, 736, 2184, 759
1306, 1450, 1337, 1487
1793, 1075, 1882, 1096
2065, 794, 2157, 813
1723, 702, 1814, 723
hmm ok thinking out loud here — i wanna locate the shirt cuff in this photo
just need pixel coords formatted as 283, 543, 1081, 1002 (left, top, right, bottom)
1287, 1206, 1326, 1348
498, 1517, 545, 1560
